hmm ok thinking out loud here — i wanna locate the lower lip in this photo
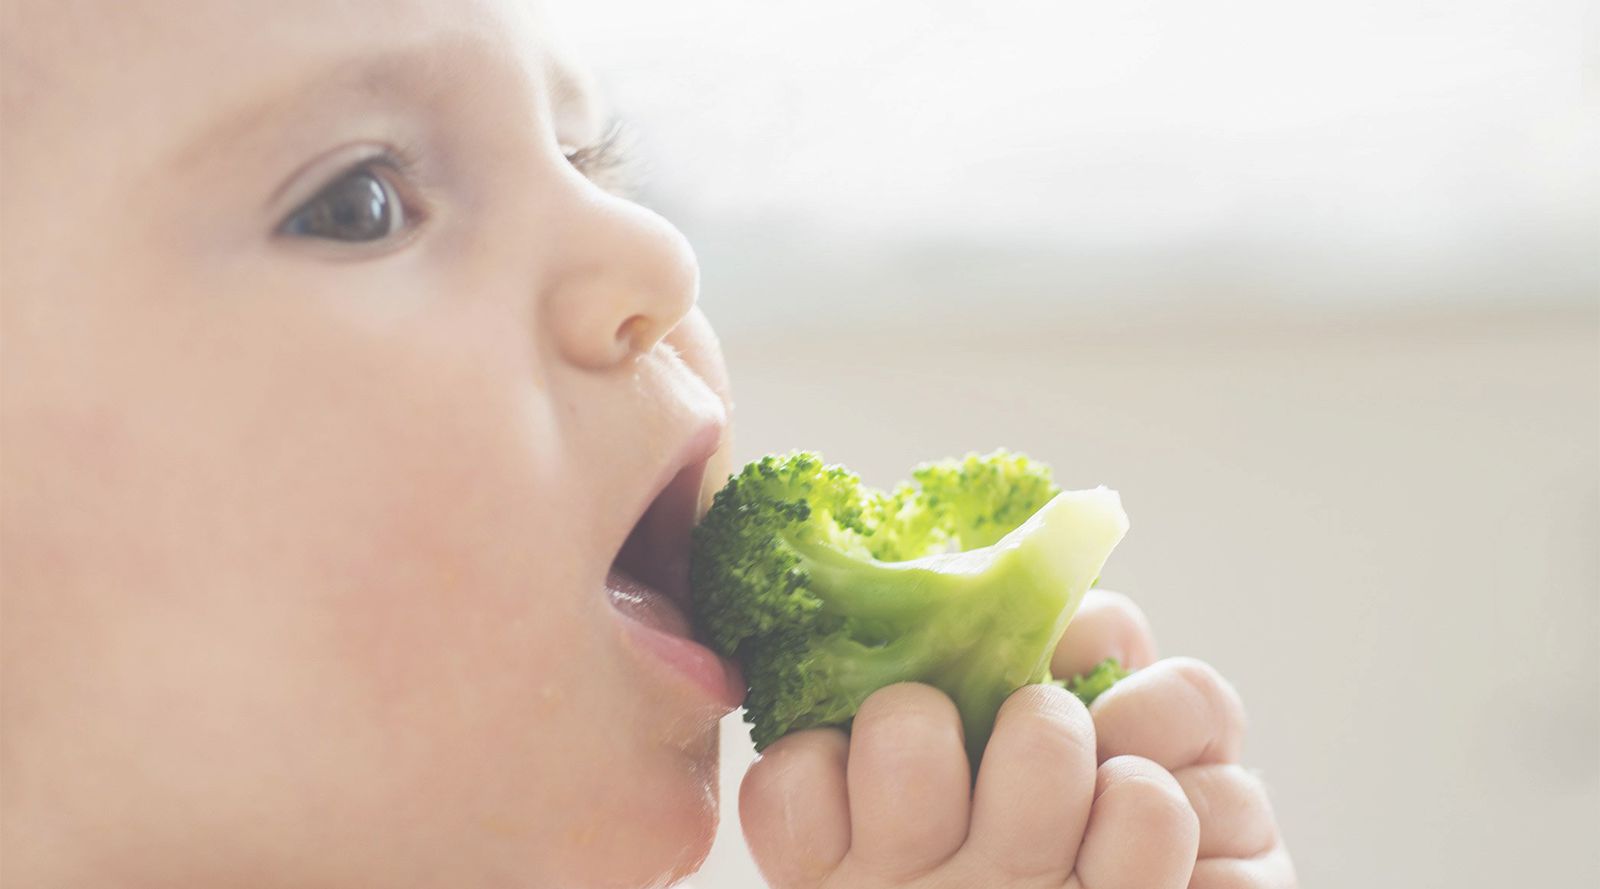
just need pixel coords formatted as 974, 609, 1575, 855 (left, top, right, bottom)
608, 571, 746, 711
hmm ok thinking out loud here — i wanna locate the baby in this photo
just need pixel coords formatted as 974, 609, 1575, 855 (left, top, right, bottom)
0, 1, 1295, 886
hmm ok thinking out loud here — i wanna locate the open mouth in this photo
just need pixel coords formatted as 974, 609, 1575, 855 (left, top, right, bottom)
605, 422, 745, 709
610, 455, 705, 622
604, 416, 723, 639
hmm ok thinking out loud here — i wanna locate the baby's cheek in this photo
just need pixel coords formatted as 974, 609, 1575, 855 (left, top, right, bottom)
282, 398, 720, 873
296, 408, 579, 740
245, 324, 724, 878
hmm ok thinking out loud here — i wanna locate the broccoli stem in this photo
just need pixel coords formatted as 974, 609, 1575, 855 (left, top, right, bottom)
788, 488, 1129, 763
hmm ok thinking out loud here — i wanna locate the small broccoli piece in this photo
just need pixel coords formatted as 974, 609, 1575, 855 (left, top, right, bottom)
1055, 657, 1131, 707
690, 450, 1129, 763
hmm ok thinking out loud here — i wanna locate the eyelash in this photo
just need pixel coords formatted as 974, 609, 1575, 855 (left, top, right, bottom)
280, 123, 635, 247
564, 120, 639, 196
365, 144, 425, 218
274, 145, 425, 244
326, 123, 626, 199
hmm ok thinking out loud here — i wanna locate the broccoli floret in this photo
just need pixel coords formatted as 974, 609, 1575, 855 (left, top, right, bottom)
690, 450, 1129, 763
1056, 657, 1131, 707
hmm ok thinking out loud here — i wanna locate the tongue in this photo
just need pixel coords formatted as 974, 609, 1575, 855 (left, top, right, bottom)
607, 567, 693, 638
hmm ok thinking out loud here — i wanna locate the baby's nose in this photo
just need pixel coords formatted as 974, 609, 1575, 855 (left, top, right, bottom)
541, 191, 699, 370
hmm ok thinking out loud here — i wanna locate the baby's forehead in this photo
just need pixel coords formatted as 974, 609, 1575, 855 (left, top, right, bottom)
3, 0, 585, 159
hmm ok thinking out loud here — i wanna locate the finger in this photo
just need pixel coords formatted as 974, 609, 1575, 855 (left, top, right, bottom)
1188, 847, 1299, 889
1052, 589, 1159, 678
1173, 764, 1279, 859
1092, 656, 1247, 769
845, 683, 972, 880
965, 684, 1097, 879
740, 729, 852, 889
1070, 755, 1199, 889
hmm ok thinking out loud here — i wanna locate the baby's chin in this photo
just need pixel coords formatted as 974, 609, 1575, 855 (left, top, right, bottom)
551, 744, 721, 888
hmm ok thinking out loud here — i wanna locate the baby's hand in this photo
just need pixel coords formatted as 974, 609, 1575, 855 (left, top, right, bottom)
738, 589, 1296, 888
740, 680, 1197, 888
1055, 591, 1298, 888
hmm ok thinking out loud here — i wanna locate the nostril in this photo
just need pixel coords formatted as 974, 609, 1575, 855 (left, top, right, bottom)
616, 313, 662, 358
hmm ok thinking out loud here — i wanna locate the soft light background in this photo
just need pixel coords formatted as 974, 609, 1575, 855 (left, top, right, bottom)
550, 2, 1599, 887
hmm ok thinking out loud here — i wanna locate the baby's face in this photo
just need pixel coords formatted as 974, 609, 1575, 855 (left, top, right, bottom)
1, 1, 742, 885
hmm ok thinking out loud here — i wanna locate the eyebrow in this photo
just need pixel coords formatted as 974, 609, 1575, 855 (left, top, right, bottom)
169, 34, 551, 170
546, 69, 586, 117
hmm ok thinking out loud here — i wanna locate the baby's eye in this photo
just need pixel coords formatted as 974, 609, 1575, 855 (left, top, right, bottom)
279, 164, 407, 243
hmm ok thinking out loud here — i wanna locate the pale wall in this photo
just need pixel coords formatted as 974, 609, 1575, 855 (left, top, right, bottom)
691, 308, 1599, 888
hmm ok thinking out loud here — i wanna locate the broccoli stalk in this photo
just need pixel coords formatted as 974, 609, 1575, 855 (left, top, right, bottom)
690, 451, 1129, 764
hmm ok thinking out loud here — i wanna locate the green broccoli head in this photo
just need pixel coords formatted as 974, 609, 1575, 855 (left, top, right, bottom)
1055, 657, 1132, 707
690, 449, 1129, 762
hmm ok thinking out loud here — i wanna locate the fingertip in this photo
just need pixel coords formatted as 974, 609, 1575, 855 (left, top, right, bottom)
852, 680, 959, 725
1093, 656, 1248, 769
987, 682, 1096, 767
1076, 756, 1199, 889
740, 729, 851, 889
847, 682, 971, 879
1053, 589, 1159, 678
1095, 755, 1195, 827
966, 683, 1098, 878
1188, 847, 1298, 889
1166, 656, 1248, 753
1172, 763, 1280, 860
742, 729, 850, 815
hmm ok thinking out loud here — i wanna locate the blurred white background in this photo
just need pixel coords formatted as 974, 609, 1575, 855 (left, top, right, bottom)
552, 1, 1598, 887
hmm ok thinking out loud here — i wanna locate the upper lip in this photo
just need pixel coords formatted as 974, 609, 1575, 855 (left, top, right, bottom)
610, 419, 724, 613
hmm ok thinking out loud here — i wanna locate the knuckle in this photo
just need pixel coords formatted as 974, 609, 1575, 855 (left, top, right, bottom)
1175, 766, 1216, 826
962, 840, 1068, 884
1097, 754, 1174, 794
1178, 764, 1280, 860
1188, 849, 1297, 889
1098, 756, 1198, 840
1180, 762, 1260, 803
1096, 588, 1150, 631
1222, 766, 1279, 831
1166, 657, 1248, 755
1132, 787, 1198, 849
1164, 655, 1223, 691
1226, 763, 1271, 802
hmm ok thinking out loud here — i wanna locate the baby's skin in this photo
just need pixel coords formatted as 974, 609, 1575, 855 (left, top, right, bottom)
0, 0, 1293, 886
742, 591, 1297, 888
